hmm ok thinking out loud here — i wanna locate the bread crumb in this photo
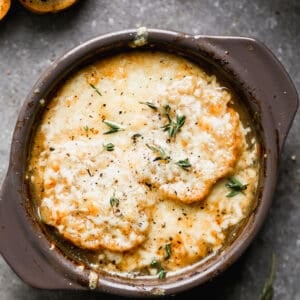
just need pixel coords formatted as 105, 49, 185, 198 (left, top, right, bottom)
88, 271, 98, 290
76, 265, 85, 272
130, 27, 148, 48
150, 288, 165, 296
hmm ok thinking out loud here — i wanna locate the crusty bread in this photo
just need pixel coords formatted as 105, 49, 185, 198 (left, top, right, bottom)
18, 0, 78, 14
0, 0, 10, 20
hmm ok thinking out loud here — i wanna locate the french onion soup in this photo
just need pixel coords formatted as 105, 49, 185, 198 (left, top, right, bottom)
28, 51, 261, 279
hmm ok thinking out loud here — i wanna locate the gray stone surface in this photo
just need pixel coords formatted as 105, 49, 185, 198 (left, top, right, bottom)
0, 0, 299, 299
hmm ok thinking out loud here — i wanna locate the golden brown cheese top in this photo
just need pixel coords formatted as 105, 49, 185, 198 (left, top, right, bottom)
28, 51, 260, 277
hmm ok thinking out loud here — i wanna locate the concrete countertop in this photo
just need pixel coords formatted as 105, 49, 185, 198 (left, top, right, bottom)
0, 1, 299, 299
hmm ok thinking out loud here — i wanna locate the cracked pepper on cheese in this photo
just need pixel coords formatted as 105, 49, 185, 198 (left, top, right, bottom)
28, 51, 260, 277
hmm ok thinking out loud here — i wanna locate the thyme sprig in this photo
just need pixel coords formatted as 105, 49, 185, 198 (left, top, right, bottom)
139, 101, 158, 110
175, 158, 192, 171
146, 144, 192, 170
103, 120, 124, 135
150, 259, 167, 280
259, 254, 275, 300
225, 177, 248, 197
89, 83, 102, 96
146, 144, 170, 162
162, 105, 186, 138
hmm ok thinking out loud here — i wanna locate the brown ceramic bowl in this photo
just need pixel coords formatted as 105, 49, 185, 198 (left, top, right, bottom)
0, 29, 298, 297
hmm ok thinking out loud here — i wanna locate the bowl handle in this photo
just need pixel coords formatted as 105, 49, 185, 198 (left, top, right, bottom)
0, 173, 84, 290
194, 36, 299, 152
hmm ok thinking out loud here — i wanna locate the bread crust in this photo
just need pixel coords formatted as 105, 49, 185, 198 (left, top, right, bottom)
18, 0, 78, 14
0, 0, 11, 20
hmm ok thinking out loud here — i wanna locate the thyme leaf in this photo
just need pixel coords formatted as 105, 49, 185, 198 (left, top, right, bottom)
139, 101, 158, 110
175, 158, 192, 171
161, 105, 186, 138
259, 254, 275, 300
109, 194, 119, 207
103, 143, 114, 151
150, 259, 160, 269
225, 177, 248, 197
103, 120, 124, 135
150, 259, 167, 280
146, 143, 170, 162
164, 243, 172, 260
158, 269, 167, 280
89, 83, 102, 96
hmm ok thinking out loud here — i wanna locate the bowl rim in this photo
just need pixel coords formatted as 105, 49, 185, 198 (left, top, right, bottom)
0, 28, 298, 297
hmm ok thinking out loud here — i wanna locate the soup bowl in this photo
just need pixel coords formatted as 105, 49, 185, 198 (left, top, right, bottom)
0, 28, 298, 297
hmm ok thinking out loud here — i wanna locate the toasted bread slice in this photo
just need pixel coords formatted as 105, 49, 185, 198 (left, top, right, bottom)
0, 0, 10, 20
18, 0, 78, 14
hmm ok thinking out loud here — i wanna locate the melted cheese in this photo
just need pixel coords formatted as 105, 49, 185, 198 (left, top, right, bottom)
28, 51, 260, 276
